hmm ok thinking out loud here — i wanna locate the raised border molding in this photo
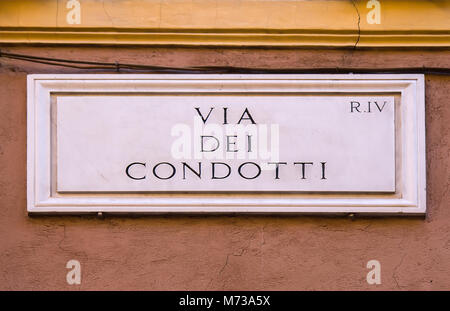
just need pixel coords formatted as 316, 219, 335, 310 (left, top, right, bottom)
2, 29, 450, 47
1, 0, 449, 48
27, 74, 426, 215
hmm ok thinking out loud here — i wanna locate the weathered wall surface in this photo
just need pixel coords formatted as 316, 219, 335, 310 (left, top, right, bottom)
0, 46, 449, 290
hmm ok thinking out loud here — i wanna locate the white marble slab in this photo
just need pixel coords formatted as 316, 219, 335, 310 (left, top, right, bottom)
56, 95, 395, 192
26, 74, 426, 214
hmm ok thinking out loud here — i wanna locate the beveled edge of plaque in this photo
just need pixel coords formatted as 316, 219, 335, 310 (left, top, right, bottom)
27, 74, 426, 215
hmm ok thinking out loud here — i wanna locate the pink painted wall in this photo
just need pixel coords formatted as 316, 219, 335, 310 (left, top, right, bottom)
0, 46, 449, 290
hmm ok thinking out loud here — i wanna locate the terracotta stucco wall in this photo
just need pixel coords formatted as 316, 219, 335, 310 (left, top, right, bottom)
0, 46, 449, 290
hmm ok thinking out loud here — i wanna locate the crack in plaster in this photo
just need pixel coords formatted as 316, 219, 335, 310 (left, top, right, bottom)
392, 253, 407, 289
350, 0, 361, 49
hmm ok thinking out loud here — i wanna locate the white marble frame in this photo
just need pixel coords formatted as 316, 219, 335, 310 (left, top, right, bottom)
27, 74, 426, 215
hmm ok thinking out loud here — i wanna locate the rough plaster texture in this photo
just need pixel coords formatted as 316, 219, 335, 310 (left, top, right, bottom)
0, 46, 449, 290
